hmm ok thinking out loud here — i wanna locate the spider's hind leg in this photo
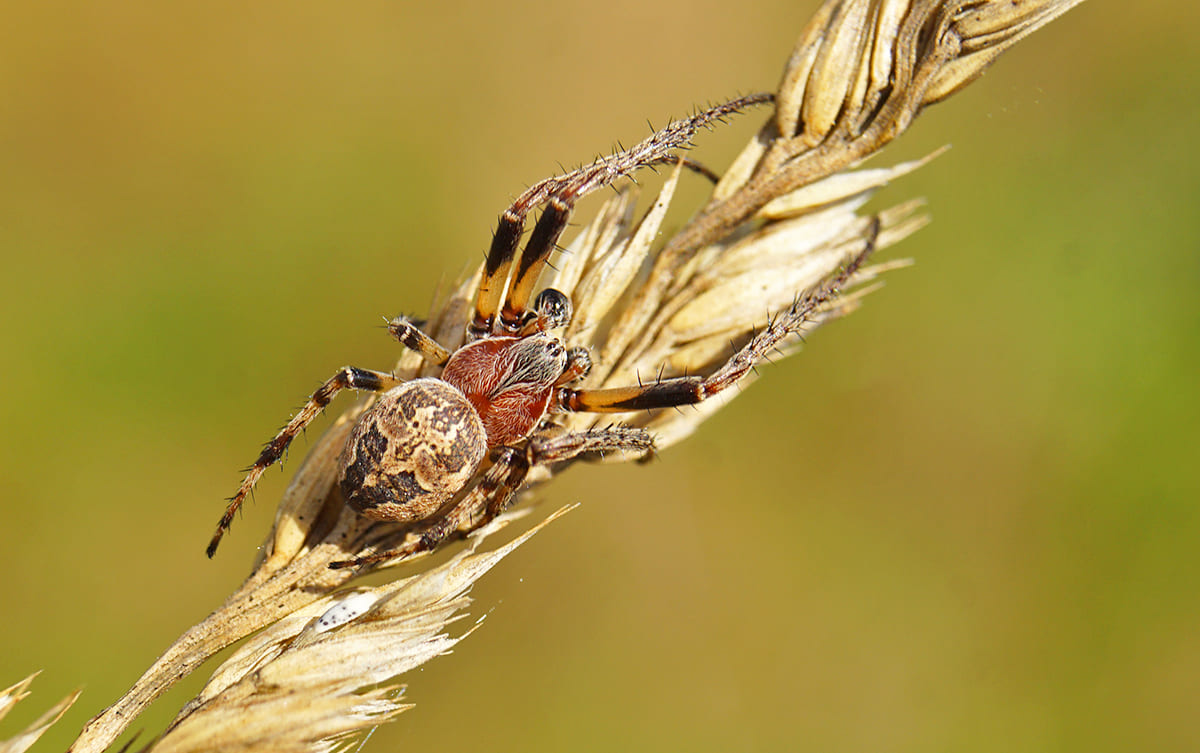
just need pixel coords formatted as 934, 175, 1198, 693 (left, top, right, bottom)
329, 426, 653, 570
206, 366, 401, 558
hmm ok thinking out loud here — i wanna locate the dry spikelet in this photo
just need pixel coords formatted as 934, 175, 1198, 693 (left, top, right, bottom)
57, 1, 1086, 751
0, 675, 79, 753
151, 508, 569, 753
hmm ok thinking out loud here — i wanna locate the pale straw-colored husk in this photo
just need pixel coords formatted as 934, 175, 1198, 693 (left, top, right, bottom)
0, 675, 79, 753
8, 2, 1085, 751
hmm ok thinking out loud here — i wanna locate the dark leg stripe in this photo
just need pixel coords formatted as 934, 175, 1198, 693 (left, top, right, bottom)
501, 199, 573, 330
472, 211, 526, 335
346, 367, 385, 392
486, 211, 524, 277
388, 319, 451, 365
517, 199, 570, 278
563, 378, 704, 413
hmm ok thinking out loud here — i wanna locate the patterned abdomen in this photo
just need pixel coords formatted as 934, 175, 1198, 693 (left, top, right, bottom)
339, 378, 487, 522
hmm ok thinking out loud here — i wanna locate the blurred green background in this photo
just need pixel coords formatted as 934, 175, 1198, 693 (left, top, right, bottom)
1, 2, 1197, 751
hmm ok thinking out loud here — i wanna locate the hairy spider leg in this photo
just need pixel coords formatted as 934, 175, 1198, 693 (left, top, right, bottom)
387, 316, 451, 366
471, 208, 524, 338
209, 314, 462, 557
329, 426, 653, 569
206, 367, 402, 557
498, 197, 572, 332
557, 219, 881, 414
468, 92, 775, 339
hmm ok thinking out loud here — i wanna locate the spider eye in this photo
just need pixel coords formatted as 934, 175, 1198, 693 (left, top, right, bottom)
533, 288, 572, 330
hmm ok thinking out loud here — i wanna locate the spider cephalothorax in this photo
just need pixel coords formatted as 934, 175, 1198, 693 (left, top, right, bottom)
205, 91, 877, 569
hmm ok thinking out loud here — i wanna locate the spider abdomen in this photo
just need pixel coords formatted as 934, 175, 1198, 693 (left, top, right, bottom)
338, 378, 487, 522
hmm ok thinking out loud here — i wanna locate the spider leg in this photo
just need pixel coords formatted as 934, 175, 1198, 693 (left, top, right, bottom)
526, 425, 654, 465
674, 156, 722, 184
387, 316, 451, 366
471, 209, 525, 338
497, 197, 571, 331
468, 92, 774, 339
206, 366, 402, 557
329, 426, 653, 569
557, 219, 880, 414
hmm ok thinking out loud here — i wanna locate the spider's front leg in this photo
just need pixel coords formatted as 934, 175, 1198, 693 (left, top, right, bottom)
329, 426, 653, 570
557, 220, 880, 416
468, 92, 774, 339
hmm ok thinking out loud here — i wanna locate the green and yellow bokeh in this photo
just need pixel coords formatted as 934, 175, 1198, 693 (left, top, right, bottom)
1, 2, 1196, 751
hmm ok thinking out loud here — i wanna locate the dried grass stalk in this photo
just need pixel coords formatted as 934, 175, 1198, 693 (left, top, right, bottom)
151, 508, 569, 753
54, 1, 1085, 751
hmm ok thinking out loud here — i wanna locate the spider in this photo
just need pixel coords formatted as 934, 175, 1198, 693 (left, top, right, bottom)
205, 91, 876, 570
